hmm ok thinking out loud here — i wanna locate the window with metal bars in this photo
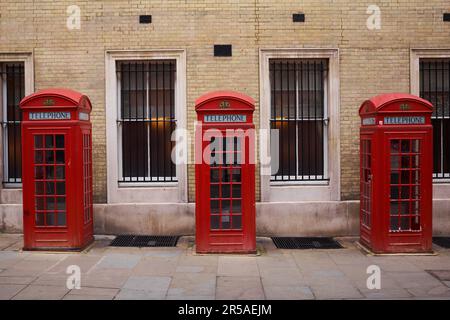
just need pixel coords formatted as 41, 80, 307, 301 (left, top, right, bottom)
116, 60, 177, 183
269, 59, 329, 182
419, 59, 450, 180
0, 62, 25, 185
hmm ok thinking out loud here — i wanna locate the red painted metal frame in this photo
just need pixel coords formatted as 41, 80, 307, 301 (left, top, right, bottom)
20, 88, 94, 251
359, 93, 433, 253
195, 91, 256, 254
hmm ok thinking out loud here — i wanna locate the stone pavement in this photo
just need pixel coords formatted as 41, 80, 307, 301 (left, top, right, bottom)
1, 233, 450, 300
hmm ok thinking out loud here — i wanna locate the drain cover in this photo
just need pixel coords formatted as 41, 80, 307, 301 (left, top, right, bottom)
109, 235, 179, 247
432, 237, 450, 249
271, 237, 343, 249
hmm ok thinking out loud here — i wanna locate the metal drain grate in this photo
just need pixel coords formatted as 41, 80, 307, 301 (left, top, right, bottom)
432, 237, 450, 248
109, 235, 180, 247
271, 237, 343, 249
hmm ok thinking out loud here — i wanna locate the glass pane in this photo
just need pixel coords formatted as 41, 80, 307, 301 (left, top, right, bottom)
35, 197, 45, 210
56, 150, 64, 164
221, 215, 231, 229
210, 215, 220, 229
36, 213, 45, 226
400, 217, 410, 230
390, 201, 398, 215
35, 166, 44, 179
390, 156, 399, 169
34, 151, 43, 164
390, 216, 399, 231
232, 184, 241, 198
401, 171, 410, 184
210, 184, 219, 198
400, 186, 410, 199
400, 156, 410, 168
46, 166, 54, 179
232, 215, 242, 229
400, 201, 410, 215
232, 200, 241, 213
34, 136, 43, 148
55, 135, 64, 148
210, 169, 220, 183
390, 140, 400, 153
45, 135, 54, 148
46, 213, 55, 226
56, 182, 65, 195
56, 197, 66, 210
45, 151, 54, 164
221, 184, 230, 198
45, 182, 55, 195
390, 186, 399, 199
55, 166, 65, 179
231, 169, 241, 182
222, 200, 230, 214
35, 182, 44, 195
411, 140, 420, 153
210, 200, 219, 213
46, 197, 56, 210
401, 140, 410, 152
57, 212, 66, 226
390, 172, 399, 184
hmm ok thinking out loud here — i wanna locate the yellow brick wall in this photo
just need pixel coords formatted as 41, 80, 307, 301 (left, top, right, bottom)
0, 1, 449, 202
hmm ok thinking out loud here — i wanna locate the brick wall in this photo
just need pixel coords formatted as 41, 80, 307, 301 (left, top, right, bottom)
1, 0, 449, 202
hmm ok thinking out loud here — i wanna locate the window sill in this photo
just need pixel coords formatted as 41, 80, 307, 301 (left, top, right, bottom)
118, 182, 178, 188
2, 182, 22, 189
270, 180, 329, 186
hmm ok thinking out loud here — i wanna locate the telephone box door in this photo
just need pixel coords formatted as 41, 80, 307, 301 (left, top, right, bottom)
23, 128, 73, 247
384, 132, 432, 250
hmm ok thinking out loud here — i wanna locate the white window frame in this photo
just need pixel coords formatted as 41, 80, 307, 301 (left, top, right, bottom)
259, 48, 340, 201
411, 49, 450, 198
0, 53, 33, 202
105, 50, 187, 203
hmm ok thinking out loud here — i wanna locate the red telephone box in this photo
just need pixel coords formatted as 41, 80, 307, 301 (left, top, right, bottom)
20, 88, 94, 251
195, 91, 256, 254
359, 93, 433, 253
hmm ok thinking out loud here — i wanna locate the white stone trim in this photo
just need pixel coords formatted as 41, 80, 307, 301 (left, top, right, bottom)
105, 50, 187, 204
0, 52, 34, 204
259, 48, 340, 201
410, 48, 450, 198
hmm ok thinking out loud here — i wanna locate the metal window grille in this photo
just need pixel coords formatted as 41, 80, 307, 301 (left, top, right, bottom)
117, 60, 177, 183
269, 59, 329, 182
1, 62, 25, 185
419, 59, 450, 180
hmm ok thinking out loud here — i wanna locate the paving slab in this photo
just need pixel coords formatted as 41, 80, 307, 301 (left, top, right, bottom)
407, 285, 450, 298
310, 283, 363, 300
218, 256, 259, 277
216, 276, 264, 300
132, 257, 179, 276
0, 276, 36, 285
65, 287, 119, 300
31, 274, 69, 287
0, 284, 27, 299
45, 255, 104, 274
258, 266, 303, 282
359, 287, 412, 299
96, 254, 141, 269
263, 285, 314, 300
167, 273, 216, 299
12, 284, 69, 300
115, 276, 171, 300
387, 271, 444, 289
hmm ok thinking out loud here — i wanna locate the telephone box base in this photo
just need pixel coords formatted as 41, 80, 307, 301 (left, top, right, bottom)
23, 238, 94, 252
357, 240, 435, 256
